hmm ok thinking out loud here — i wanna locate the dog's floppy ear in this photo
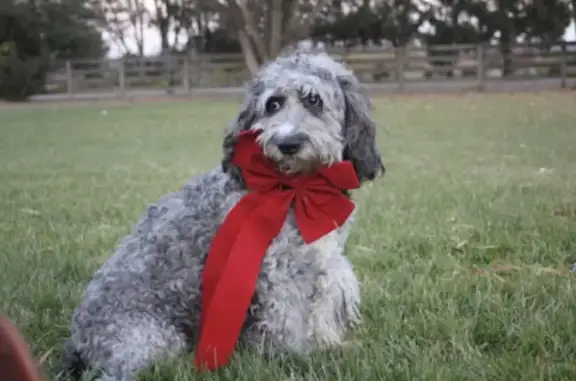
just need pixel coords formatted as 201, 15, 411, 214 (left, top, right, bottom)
221, 90, 259, 185
338, 73, 385, 182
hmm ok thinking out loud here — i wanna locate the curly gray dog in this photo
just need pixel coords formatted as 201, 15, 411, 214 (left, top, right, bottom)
58, 49, 384, 381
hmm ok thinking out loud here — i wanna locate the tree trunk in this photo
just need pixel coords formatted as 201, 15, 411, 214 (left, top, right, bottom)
137, 23, 144, 57
226, 0, 268, 74
496, 0, 515, 77
153, 0, 170, 53
129, 0, 146, 57
238, 28, 260, 75
159, 22, 170, 53
136, 5, 146, 56
268, 0, 283, 58
235, 0, 268, 61
281, 0, 297, 44
571, 0, 576, 43
499, 38, 513, 76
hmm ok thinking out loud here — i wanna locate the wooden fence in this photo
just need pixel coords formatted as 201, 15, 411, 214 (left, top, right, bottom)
44, 42, 576, 97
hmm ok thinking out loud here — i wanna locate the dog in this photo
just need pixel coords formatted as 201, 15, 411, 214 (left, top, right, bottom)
58, 49, 385, 381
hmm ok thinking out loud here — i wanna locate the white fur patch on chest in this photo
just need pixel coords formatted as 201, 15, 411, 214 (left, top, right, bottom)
303, 209, 356, 264
305, 228, 345, 262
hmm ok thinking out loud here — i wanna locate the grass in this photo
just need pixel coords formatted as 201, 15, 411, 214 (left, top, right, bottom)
1, 92, 576, 381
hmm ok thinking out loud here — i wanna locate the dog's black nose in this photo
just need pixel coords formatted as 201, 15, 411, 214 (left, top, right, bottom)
276, 134, 306, 155
277, 142, 301, 155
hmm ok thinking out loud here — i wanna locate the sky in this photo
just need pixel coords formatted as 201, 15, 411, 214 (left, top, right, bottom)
104, 18, 576, 59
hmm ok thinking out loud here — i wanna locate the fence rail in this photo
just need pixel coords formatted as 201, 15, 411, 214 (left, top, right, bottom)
44, 42, 576, 98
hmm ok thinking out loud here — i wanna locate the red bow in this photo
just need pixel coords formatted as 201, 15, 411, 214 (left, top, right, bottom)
194, 130, 360, 371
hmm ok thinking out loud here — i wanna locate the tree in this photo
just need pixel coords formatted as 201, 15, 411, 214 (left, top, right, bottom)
522, 0, 572, 46
311, 0, 427, 48
311, 0, 383, 47
40, 0, 108, 60
98, 0, 149, 56
0, 1, 50, 101
211, 0, 330, 75
0, 0, 106, 101
377, 0, 429, 47
422, 0, 571, 76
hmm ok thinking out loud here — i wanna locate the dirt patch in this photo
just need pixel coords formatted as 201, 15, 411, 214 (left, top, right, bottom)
554, 206, 576, 218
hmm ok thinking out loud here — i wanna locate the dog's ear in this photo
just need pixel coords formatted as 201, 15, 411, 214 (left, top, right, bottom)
338, 73, 385, 182
221, 91, 259, 185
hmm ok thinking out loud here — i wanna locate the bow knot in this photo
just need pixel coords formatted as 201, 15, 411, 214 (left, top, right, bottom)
194, 130, 360, 371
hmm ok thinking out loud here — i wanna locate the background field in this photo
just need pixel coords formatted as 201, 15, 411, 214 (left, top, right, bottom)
1, 92, 576, 380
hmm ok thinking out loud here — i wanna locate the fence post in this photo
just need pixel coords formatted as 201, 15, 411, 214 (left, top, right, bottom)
164, 54, 174, 95
65, 60, 74, 98
118, 57, 126, 97
560, 42, 567, 89
396, 46, 405, 92
189, 50, 200, 88
476, 44, 485, 91
197, 54, 207, 87
182, 55, 190, 92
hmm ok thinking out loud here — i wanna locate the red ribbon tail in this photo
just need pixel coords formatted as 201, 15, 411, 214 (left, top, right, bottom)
198, 194, 260, 328
194, 193, 292, 371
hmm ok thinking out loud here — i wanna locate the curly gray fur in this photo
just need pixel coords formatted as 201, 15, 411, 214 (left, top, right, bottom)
58, 50, 384, 381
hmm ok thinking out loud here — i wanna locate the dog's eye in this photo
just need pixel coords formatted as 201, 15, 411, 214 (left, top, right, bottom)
304, 93, 322, 109
265, 96, 284, 115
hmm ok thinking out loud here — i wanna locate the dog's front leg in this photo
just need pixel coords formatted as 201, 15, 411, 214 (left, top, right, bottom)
307, 254, 362, 349
241, 298, 313, 358
242, 215, 362, 357
305, 212, 362, 349
244, 249, 361, 357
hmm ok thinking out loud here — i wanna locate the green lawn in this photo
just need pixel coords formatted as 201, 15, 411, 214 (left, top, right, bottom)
1, 92, 576, 381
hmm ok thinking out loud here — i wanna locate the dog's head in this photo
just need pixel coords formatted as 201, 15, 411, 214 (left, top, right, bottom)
222, 49, 384, 184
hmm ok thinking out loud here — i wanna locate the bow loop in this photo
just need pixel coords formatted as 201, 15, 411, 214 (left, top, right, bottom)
318, 162, 361, 190
195, 130, 359, 371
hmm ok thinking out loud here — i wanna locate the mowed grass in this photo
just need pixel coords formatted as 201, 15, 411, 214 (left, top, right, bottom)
1, 92, 576, 381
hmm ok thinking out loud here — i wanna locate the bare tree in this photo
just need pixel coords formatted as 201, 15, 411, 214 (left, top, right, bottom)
98, 0, 330, 69
98, 0, 149, 56
147, 0, 219, 54
215, 0, 329, 74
